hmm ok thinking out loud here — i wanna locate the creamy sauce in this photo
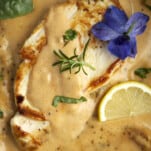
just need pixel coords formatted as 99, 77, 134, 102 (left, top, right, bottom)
0, 0, 151, 151
27, 3, 94, 140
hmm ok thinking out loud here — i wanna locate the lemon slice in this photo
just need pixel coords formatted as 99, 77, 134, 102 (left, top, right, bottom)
99, 81, 151, 122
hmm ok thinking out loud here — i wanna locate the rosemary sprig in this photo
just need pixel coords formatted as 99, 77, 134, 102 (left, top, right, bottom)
52, 39, 95, 75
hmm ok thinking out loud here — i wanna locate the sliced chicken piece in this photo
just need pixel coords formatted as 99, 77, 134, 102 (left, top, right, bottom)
11, 114, 49, 150
10, 22, 50, 150
10, 0, 123, 150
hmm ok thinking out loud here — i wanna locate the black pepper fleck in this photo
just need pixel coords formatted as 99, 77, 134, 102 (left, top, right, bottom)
90, 125, 94, 129
91, 140, 94, 144
100, 127, 104, 131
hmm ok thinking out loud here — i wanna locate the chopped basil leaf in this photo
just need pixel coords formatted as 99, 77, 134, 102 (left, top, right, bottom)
0, 0, 34, 20
52, 96, 87, 107
63, 29, 77, 45
0, 110, 3, 118
134, 68, 151, 79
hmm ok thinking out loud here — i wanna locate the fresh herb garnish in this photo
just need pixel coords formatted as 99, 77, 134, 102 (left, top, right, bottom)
91, 6, 149, 60
52, 39, 95, 75
0, 0, 34, 20
52, 96, 87, 107
135, 68, 151, 79
0, 110, 3, 118
63, 29, 77, 45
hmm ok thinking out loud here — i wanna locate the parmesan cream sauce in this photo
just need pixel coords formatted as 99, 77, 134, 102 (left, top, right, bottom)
0, 0, 151, 151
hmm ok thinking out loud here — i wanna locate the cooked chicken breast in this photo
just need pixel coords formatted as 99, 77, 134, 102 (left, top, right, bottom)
10, 0, 123, 150
10, 21, 50, 150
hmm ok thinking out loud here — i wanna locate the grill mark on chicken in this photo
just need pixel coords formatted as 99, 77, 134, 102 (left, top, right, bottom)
16, 95, 24, 104
18, 105, 46, 121
21, 36, 47, 62
12, 125, 42, 150
87, 59, 123, 92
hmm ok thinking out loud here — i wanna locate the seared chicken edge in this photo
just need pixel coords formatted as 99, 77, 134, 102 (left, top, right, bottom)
10, 21, 50, 150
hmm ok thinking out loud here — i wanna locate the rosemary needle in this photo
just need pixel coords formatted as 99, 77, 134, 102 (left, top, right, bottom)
52, 39, 95, 75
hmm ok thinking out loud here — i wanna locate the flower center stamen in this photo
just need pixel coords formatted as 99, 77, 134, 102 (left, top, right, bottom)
126, 22, 136, 35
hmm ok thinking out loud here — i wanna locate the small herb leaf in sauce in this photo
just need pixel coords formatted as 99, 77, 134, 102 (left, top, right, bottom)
0, 110, 3, 118
134, 67, 151, 78
52, 96, 87, 107
0, 0, 34, 19
52, 39, 95, 75
63, 29, 77, 45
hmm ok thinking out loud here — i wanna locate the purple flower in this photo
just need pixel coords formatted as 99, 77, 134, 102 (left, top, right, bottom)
91, 6, 149, 60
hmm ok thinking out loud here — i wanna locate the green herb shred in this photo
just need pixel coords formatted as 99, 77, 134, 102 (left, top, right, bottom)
0, 110, 3, 118
52, 96, 87, 107
63, 29, 77, 45
134, 67, 151, 79
0, 0, 34, 19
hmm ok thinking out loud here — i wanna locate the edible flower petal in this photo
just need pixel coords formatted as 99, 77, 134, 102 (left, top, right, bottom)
103, 6, 128, 33
108, 36, 136, 60
91, 22, 120, 41
91, 6, 149, 60
125, 12, 150, 36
